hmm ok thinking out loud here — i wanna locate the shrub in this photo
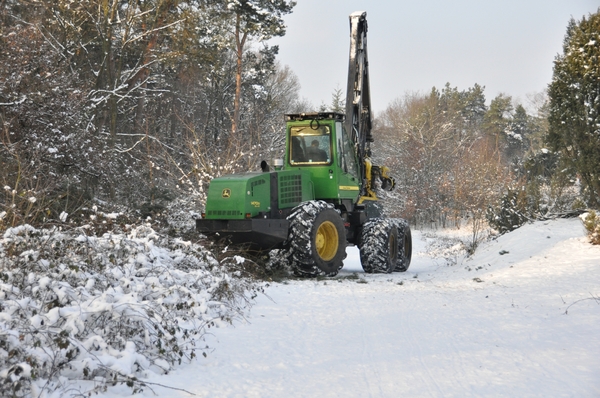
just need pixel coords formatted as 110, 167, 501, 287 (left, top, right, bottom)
0, 223, 259, 396
581, 211, 600, 245
486, 189, 529, 234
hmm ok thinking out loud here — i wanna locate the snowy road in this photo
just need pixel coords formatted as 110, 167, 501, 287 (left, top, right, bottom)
107, 219, 600, 397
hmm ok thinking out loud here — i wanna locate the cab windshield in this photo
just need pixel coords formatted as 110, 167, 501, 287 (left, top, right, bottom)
289, 125, 332, 165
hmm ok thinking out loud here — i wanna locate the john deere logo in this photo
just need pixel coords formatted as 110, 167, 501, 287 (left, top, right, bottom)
222, 188, 231, 198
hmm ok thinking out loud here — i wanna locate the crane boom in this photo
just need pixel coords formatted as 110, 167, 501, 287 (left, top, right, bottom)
345, 11, 372, 164
345, 11, 394, 200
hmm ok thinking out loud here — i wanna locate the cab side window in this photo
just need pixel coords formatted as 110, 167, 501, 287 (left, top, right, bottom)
336, 121, 358, 178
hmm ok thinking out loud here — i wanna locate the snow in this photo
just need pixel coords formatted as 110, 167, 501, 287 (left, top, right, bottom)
97, 218, 599, 397
0, 218, 597, 396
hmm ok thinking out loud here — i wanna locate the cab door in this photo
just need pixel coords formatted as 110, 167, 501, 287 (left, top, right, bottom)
335, 121, 360, 200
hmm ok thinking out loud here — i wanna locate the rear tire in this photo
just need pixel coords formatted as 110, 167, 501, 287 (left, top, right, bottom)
359, 218, 398, 273
287, 201, 346, 277
394, 219, 412, 272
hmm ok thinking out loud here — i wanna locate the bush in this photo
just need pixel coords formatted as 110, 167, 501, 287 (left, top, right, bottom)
0, 223, 259, 396
487, 176, 588, 235
581, 211, 600, 245
486, 189, 530, 234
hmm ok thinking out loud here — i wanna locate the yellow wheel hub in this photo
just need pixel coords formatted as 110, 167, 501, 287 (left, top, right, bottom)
315, 221, 339, 261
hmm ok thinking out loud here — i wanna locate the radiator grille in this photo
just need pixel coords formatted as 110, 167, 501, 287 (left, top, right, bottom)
279, 174, 303, 205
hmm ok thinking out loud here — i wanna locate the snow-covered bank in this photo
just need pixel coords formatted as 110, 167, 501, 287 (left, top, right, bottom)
0, 225, 259, 397
106, 218, 599, 397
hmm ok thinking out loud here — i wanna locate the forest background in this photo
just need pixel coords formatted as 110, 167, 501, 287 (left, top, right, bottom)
1, 1, 599, 244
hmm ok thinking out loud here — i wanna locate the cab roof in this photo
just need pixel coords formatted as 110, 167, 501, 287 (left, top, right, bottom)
285, 112, 345, 122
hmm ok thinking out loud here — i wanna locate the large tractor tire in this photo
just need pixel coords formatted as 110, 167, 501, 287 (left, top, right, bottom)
287, 201, 346, 277
394, 219, 412, 272
359, 218, 398, 273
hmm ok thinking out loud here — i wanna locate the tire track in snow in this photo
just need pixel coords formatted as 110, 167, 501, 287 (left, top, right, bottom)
348, 284, 381, 398
400, 293, 447, 397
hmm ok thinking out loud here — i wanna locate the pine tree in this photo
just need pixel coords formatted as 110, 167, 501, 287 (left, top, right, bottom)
462, 83, 487, 131
505, 104, 530, 161
330, 87, 345, 113
483, 94, 513, 153
224, 0, 296, 135
547, 9, 600, 206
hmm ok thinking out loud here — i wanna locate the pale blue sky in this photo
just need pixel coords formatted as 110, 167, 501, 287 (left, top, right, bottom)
271, 0, 599, 113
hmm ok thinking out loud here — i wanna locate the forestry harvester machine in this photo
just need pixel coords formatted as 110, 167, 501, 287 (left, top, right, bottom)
197, 11, 412, 277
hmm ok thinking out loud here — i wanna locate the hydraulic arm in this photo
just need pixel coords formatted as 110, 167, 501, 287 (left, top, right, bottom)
345, 11, 394, 201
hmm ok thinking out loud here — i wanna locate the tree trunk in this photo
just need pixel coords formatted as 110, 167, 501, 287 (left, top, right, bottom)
233, 13, 247, 136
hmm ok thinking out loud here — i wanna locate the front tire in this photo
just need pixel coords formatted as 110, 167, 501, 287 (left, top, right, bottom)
287, 201, 346, 277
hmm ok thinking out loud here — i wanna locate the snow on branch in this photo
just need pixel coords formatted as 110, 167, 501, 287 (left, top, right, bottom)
122, 19, 186, 47
0, 97, 27, 107
0, 224, 260, 396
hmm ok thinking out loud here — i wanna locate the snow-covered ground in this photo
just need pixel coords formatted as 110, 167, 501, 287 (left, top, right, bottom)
104, 218, 600, 397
